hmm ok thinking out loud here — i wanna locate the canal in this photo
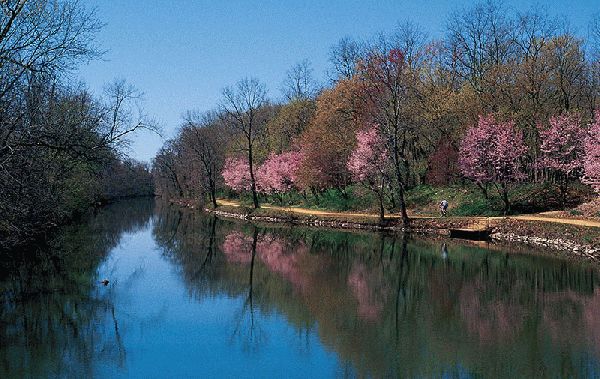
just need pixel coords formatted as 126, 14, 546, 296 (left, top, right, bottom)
1, 199, 599, 378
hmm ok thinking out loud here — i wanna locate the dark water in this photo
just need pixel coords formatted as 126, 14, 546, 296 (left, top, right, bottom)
2, 200, 600, 378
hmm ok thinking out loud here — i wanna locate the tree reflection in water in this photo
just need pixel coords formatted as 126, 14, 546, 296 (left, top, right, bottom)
154, 203, 600, 378
0, 199, 154, 378
9, 200, 599, 377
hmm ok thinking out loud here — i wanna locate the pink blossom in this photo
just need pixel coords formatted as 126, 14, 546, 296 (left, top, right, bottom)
583, 110, 600, 193
538, 113, 586, 178
347, 124, 389, 183
222, 157, 251, 191
459, 115, 528, 185
255, 151, 305, 193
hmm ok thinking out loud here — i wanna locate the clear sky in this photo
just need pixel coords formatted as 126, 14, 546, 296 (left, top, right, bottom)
76, 0, 600, 162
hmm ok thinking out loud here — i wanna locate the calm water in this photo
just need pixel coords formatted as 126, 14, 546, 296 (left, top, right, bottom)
2, 200, 600, 378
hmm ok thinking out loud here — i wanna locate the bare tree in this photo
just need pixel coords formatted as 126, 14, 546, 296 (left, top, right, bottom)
1, 0, 103, 166
153, 140, 185, 198
180, 111, 227, 208
281, 59, 319, 101
390, 21, 428, 70
328, 36, 363, 81
543, 35, 588, 112
358, 24, 432, 225
98, 79, 159, 153
446, 0, 514, 93
219, 78, 269, 208
0, 0, 102, 101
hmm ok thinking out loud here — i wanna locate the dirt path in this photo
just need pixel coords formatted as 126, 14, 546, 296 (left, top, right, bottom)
507, 215, 600, 228
216, 199, 600, 229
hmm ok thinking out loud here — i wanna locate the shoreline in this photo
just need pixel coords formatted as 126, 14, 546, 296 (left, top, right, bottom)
198, 203, 600, 263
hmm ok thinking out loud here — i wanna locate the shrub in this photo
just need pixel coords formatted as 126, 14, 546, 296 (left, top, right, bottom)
451, 198, 502, 216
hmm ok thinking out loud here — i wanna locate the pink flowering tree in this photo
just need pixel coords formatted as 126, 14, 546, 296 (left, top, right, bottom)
255, 151, 304, 202
222, 157, 252, 192
347, 124, 390, 221
583, 111, 600, 193
459, 115, 528, 214
537, 113, 586, 205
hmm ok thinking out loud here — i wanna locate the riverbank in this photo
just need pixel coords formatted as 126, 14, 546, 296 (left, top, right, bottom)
194, 199, 600, 262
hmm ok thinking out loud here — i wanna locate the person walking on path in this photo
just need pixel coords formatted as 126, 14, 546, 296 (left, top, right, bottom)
440, 199, 448, 217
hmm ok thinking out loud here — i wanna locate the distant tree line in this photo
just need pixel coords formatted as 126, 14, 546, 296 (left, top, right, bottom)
0, 0, 155, 250
153, 1, 600, 221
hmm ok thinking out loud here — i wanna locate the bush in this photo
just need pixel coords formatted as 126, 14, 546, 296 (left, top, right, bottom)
310, 186, 374, 211
451, 198, 503, 216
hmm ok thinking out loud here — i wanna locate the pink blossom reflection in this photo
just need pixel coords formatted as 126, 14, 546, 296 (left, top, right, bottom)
459, 282, 525, 344
221, 231, 253, 264
348, 263, 384, 321
257, 234, 310, 291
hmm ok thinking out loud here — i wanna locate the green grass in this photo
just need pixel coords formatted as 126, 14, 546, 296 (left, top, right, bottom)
255, 186, 376, 212
405, 184, 503, 216
223, 181, 594, 217
405, 182, 593, 216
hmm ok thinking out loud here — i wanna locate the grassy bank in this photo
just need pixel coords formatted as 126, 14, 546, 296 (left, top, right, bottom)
221, 182, 596, 217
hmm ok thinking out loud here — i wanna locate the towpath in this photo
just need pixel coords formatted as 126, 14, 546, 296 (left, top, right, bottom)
216, 199, 600, 229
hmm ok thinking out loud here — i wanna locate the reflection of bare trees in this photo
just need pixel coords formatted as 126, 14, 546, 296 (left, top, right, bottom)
230, 227, 268, 353
394, 234, 409, 342
200, 216, 218, 272
110, 305, 127, 367
0, 199, 154, 377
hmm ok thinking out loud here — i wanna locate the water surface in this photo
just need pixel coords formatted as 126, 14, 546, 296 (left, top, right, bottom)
2, 199, 600, 378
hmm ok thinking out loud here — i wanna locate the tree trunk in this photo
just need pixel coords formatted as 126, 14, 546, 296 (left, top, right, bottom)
379, 194, 385, 223
393, 161, 410, 225
476, 182, 488, 199
560, 176, 568, 210
391, 136, 410, 225
247, 142, 259, 208
498, 183, 510, 215
210, 188, 217, 208
209, 176, 217, 208
378, 180, 385, 224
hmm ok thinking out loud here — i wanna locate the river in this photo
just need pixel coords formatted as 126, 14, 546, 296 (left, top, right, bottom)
1, 199, 600, 378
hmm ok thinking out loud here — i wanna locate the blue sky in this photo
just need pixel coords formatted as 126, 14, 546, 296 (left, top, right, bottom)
76, 0, 600, 162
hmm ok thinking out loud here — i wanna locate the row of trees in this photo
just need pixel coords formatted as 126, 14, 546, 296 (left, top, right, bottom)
459, 113, 600, 213
153, 2, 600, 223
0, 1, 155, 249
